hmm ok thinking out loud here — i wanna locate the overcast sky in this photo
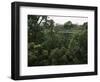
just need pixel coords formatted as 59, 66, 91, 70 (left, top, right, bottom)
48, 16, 88, 25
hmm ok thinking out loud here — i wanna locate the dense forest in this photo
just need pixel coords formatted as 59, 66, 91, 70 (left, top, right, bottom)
28, 15, 88, 66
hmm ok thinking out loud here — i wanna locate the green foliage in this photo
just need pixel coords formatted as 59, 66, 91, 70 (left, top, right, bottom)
68, 29, 87, 64
28, 15, 88, 66
64, 21, 73, 29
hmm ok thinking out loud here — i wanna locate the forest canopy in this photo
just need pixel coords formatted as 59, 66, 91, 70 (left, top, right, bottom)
28, 15, 88, 66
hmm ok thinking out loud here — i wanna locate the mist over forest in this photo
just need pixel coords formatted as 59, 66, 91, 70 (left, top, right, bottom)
28, 15, 88, 66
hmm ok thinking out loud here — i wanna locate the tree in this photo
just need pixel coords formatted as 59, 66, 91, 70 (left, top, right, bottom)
28, 15, 47, 43
82, 22, 88, 29
68, 29, 87, 64
64, 21, 73, 29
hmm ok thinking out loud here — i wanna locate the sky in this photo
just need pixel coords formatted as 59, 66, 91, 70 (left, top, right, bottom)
48, 16, 88, 25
